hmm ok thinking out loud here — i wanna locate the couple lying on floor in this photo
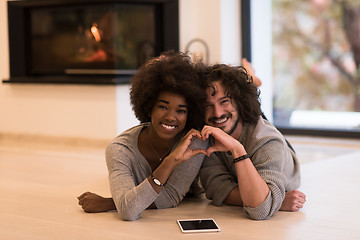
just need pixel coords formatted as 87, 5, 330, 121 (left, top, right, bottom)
77, 51, 306, 221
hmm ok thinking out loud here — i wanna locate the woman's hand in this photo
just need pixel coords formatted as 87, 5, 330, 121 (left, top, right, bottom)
150, 129, 206, 193
242, 58, 262, 87
167, 129, 207, 164
77, 192, 116, 213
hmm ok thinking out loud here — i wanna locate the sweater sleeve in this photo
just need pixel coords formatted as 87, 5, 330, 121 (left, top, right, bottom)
105, 142, 159, 221
199, 153, 238, 206
243, 139, 289, 220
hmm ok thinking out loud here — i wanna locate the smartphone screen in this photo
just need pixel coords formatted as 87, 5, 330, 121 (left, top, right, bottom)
177, 219, 221, 233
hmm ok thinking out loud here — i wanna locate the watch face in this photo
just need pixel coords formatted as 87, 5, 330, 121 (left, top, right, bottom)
153, 178, 162, 186
152, 176, 163, 186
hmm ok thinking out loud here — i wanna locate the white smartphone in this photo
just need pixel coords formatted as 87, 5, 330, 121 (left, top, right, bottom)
177, 218, 221, 233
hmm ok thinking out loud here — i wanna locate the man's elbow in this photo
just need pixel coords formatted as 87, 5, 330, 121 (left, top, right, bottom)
246, 211, 273, 221
243, 201, 279, 220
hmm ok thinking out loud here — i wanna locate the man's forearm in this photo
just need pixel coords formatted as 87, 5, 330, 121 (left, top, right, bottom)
234, 159, 269, 208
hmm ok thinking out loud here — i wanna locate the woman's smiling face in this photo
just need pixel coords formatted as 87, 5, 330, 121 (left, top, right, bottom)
149, 91, 188, 140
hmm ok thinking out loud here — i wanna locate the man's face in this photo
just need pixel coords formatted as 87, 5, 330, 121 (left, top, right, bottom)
204, 81, 242, 138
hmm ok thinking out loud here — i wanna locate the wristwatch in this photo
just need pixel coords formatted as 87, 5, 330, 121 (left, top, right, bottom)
151, 174, 164, 186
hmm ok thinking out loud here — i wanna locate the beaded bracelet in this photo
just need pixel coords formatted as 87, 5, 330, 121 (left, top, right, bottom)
233, 154, 250, 163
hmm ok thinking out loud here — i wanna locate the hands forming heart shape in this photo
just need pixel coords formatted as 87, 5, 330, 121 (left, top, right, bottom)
170, 126, 243, 163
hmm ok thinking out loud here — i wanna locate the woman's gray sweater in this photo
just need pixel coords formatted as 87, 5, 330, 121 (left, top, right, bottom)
106, 123, 207, 221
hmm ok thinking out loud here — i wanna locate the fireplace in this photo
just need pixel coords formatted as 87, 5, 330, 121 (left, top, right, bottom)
5, 0, 179, 84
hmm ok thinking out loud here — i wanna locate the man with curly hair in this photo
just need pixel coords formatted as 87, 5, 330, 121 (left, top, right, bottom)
199, 64, 306, 220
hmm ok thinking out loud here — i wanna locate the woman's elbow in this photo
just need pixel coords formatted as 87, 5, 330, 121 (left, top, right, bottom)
115, 202, 141, 221
117, 210, 140, 221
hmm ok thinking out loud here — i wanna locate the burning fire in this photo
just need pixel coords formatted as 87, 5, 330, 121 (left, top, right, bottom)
90, 23, 101, 42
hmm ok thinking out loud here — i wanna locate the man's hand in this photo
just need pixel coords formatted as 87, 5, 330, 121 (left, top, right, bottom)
280, 190, 307, 211
201, 125, 245, 157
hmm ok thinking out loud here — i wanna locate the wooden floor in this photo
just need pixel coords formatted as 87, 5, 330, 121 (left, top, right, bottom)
1, 135, 360, 239
286, 135, 360, 163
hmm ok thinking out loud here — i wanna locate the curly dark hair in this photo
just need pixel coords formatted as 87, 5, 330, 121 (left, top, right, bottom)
130, 51, 207, 131
205, 64, 261, 124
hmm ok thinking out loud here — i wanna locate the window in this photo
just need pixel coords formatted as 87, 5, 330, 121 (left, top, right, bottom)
245, 0, 360, 137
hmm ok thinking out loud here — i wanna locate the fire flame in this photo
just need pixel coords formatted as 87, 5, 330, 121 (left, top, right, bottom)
90, 24, 101, 42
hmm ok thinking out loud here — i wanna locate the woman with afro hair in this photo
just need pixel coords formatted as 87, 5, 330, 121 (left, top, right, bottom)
78, 51, 208, 221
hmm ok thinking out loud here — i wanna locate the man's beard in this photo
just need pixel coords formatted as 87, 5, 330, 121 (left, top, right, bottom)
210, 113, 240, 136
227, 115, 240, 136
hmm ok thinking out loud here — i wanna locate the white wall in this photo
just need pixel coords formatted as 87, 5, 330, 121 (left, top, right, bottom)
0, 84, 119, 139
180, 0, 241, 66
180, 0, 222, 63
0, 0, 241, 140
220, 0, 241, 65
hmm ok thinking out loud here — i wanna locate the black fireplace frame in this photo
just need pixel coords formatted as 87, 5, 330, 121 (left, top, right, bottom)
4, 0, 179, 85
